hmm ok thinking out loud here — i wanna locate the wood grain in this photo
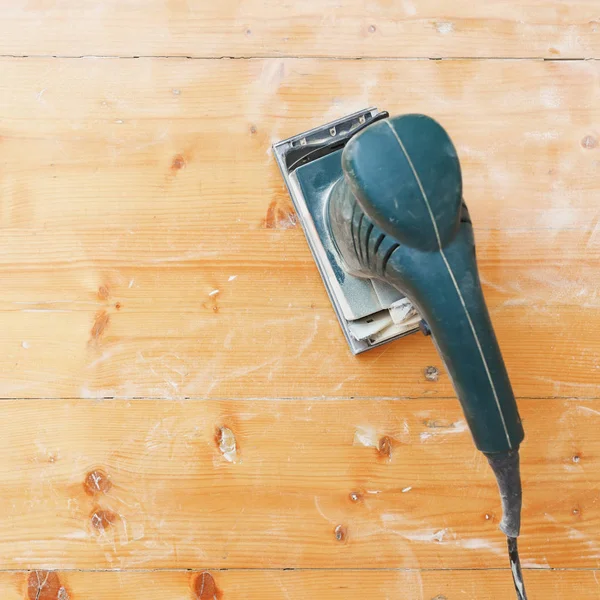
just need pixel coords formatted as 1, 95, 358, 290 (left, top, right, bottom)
0, 569, 598, 600
0, 57, 598, 399
1, 293, 598, 400
1, 58, 599, 232
1, 2, 600, 591
0, 1, 599, 59
0, 398, 596, 570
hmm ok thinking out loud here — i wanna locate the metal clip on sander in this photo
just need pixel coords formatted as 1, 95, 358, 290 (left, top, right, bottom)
274, 109, 527, 598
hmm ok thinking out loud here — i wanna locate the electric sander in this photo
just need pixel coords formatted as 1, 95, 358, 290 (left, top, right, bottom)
274, 109, 527, 598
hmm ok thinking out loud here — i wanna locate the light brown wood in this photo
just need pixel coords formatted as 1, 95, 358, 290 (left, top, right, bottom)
0, 398, 596, 570
1, 2, 599, 594
0, 569, 598, 600
0, 1, 599, 59
1, 58, 599, 232
0, 57, 598, 399
2, 296, 598, 399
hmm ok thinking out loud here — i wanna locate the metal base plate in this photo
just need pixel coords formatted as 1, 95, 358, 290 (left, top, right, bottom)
273, 108, 421, 354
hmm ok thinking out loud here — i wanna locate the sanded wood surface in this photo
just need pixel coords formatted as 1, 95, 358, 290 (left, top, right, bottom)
0, 569, 598, 600
0, 57, 598, 400
0, 1, 599, 59
1, 1, 599, 597
0, 398, 596, 570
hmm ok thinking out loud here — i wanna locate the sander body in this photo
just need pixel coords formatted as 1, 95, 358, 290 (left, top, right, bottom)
273, 108, 527, 598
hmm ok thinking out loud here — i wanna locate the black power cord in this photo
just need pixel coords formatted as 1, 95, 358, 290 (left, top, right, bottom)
508, 536, 528, 599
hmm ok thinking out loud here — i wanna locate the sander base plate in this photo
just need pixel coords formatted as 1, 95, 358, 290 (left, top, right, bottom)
273, 107, 421, 354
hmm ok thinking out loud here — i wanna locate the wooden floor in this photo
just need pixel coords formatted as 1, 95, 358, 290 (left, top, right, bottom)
0, 2, 599, 598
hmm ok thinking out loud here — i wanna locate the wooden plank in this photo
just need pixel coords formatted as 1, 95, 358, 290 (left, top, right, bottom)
1, 58, 599, 232
0, 569, 598, 600
0, 57, 598, 398
1, 4, 598, 596
1, 293, 598, 400
0, 2, 599, 59
0, 398, 597, 570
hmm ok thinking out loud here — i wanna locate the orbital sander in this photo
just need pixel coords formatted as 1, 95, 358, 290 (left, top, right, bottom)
273, 108, 527, 599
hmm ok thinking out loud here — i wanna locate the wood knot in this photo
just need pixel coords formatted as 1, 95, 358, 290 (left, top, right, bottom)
84, 469, 112, 496
97, 285, 110, 300
250, 124, 257, 134
424, 366, 439, 381
90, 310, 110, 343
203, 289, 221, 314
349, 491, 363, 503
581, 135, 598, 149
193, 571, 221, 600
171, 154, 186, 171
378, 436, 393, 460
263, 199, 297, 230
27, 571, 70, 600
216, 426, 238, 463
90, 508, 117, 531
334, 524, 347, 542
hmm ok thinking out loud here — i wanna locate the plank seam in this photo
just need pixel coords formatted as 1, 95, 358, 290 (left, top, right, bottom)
0, 54, 597, 61
0, 395, 597, 401
0, 567, 594, 573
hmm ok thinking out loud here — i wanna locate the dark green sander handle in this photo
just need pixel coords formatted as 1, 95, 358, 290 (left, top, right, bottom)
331, 114, 524, 455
